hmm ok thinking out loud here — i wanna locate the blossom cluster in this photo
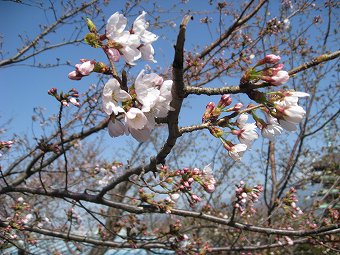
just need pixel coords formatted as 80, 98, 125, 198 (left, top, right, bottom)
234, 181, 263, 217
202, 55, 309, 161
67, 12, 171, 142
105, 11, 158, 65
160, 164, 217, 206
282, 187, 303, 218
242, 54, 290, 86
0, 140, 14, 158
48, 87, 81, 107
103, 70, 173, 142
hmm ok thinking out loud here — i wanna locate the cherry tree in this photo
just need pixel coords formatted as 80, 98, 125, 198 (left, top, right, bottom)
0, 0, 339, 254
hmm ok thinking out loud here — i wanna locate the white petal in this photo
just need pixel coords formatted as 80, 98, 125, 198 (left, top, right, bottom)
133, 11, 148, 35
108, 119, 126, 137
106, 12, 127, 39
203, 163, 213, 175
103, 79, 120, 97
129, 126, 151, 142
125, 108, 148, 129
120, 45, 141, 65
284, 105, 305, 123
236, 114, 249, 128
279, 119, 297, 131
290, 92, 310, 98
140, 44, 157, 63
262, 124, 283, 139
141, 30, 158, 44
102, 99, 124, 115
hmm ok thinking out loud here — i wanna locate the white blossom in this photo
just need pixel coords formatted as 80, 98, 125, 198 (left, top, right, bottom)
274, 94, 308, 131
228, 143, 247, 161
237, 123, 259, 147
132, 11, 158, 44
135, 70, 162, 112
125, 107, 148, 130
102, 78, 131, 115
106, 12, 141, 65
261, 113, 283, 139
235, 114, 258, 146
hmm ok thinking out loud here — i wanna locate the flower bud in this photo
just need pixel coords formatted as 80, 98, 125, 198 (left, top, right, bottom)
204, 183, 215, 193
68, 71, 82, 80
232, 103, 243, 111
48, 88, 57, 95
264, 54, 281, 64
86, 18, 97, 33
217, 94, 232, 109
202, 102, 216, 123
93, 62, 109, 73
256, 54, 281, 66
209, 126, 224, 138
84, 33, 101, 48
261, 70, 289, 86
76, 60, 95, 76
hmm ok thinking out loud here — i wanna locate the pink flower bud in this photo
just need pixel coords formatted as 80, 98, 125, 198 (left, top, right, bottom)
233, 103, 243, 111
217, 94, 232, 108
202, 102, 216, 122
48, 88, 57, 95
204, 183, 215, 193
68, 71, 82, 80
261, 70, 289, 86
191, 194, 201, 202
76, 60, 95, 76
264, 54, 281, 64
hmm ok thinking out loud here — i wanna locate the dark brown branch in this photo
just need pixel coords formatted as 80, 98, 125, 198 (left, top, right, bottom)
1, 186, 339, 238
98, 15, 192, 197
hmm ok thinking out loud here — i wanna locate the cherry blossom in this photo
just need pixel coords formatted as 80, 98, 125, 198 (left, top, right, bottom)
132, 11, 158, 63
125, 107, 148, 130
261, 113, 283, 139
223, 142, 247, 161
106, 12, 141, 65
234, 114, 259, 147
105, 11, 158, 65
102, 78, 131, 115
135, 70, 162, 112
275, 101, 306, 131
135, 69, 173, 119
68, 59, 95, 80
262, 70, 289, 85
132, 11, 158, 44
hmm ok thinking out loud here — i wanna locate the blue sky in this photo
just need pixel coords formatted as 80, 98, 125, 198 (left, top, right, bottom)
0, 1, 223, 137
0, 1, 337, 168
